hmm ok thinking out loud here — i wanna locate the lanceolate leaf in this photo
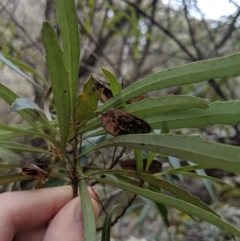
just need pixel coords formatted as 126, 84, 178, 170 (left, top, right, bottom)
92, 177, 240, 238
0, 147, 25, 164
0, 173, 32, 185
134, 149, 143, 172
102, 68, 122, 96
89, 169, 218, 217
42, 21, 70, 147
54, 0, 80, 118
145, 100, 240, 129
97, 53, 240, 111
3, 54, 49, 87
0, 54, 41, 90
80, 134, 240, 174
101, 205, 124, 241
122, 95, 210, 117
0, 123, 62, 150
79, 101, 240, 136
79, 179, 96, 241
0, 141, 50, 154
0, 120, 58, 141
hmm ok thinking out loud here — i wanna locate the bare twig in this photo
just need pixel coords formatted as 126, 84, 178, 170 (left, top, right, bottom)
182, 0, 202, 59
96, 180, 144, 231
124, 0, 197, 60
215, 8, 240, 49
0, 2, 44, 55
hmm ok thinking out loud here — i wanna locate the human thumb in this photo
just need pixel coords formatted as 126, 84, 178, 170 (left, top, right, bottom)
43, 196, 99, 241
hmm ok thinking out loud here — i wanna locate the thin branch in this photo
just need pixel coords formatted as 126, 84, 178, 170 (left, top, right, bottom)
96, 180, 144, 231
215, 8, 240, 49
90, 147, 127, 186
124, 0, 197, 61
0, 2, 44, 55
182, 0, 201, 59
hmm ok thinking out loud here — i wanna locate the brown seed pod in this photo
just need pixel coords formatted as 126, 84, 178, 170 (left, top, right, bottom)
101, 109, 151, 136
22, 159, 49, 183
120, 159, 162, 174
92, 77, 113, 103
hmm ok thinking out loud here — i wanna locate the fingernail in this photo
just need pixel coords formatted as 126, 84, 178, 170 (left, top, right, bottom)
75, 204, 83, 223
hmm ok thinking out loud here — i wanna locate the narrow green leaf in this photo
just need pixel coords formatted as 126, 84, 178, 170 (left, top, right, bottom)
92, 177, 240, 237
80, 134, 240, 174
167, 156, 184, 182
0, 123, 62, 150
149, 185, 170, 227
49, 173, 71, 182
177, 172, 233, 188
79, 179, 97, 241
76, 77, 101, 123
90, 169, 218, 217
0, 163, 16, 171
145, 101, 240, 129
0, 147, 24, 164
134, 149, 143, 172
101, 204, 124, 241
188, 161, 214, 200
98, 53, 240, 111
101, 68, 122, 96
54, 0, 80, 118
3, 54, 49, 87
0, 54, 41, 90
145, 152, 156, 173
0, 120, 59, 141
123, 95, 210, 117
0, 141, 50, 154
160, 165, 204, 175
42, 21, 70, 147
0, 173, 32, 185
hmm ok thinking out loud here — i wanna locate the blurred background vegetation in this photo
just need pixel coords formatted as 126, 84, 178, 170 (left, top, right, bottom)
1, 0, 240, 240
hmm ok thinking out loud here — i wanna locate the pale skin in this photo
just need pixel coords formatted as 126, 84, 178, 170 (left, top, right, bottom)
0, 186, 99, 241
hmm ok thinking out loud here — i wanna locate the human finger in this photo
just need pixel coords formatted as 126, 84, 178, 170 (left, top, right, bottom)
0, 186, 97, 241
43, 196, 99, 241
